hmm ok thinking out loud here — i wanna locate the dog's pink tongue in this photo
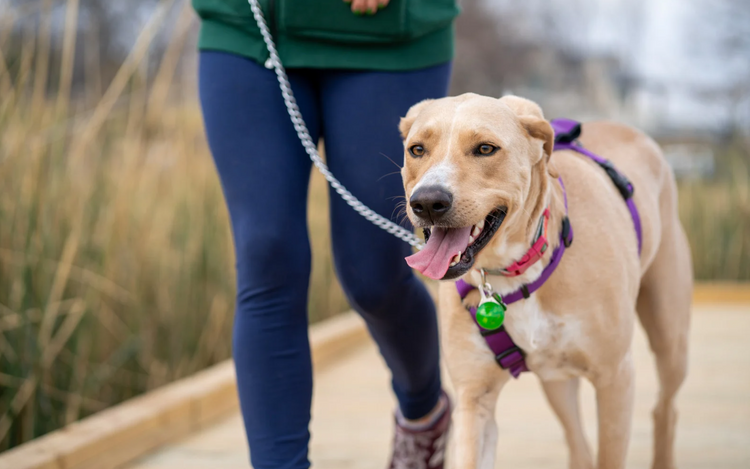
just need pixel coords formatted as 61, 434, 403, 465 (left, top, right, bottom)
405, 227, 472, 280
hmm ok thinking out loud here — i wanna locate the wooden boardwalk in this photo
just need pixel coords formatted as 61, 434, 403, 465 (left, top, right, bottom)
126, 304, 750, 469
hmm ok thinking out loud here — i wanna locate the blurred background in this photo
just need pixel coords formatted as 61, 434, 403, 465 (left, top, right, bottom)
0, 0, 747, 453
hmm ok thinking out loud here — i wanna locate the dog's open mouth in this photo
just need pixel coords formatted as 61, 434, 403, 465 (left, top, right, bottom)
405, 208, 506, 280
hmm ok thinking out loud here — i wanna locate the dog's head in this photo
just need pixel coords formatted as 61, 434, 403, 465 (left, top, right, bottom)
401, 93, 554, 280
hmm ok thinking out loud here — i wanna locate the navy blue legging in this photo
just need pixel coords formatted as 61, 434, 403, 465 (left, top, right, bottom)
199, 51, 451, 469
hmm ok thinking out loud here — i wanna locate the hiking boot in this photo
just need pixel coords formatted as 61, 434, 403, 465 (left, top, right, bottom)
387, 392, 451, 469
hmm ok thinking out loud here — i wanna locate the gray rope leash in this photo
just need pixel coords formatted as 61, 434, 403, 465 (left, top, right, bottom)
247, 0, 423, 249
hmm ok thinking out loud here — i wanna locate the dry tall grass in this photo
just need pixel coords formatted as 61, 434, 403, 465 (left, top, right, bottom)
678, 138, 750, 280
0, 1, 347, 450
1, 0, 748, 453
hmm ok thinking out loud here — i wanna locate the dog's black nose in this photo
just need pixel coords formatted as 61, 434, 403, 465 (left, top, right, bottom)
410, 186, 453, 222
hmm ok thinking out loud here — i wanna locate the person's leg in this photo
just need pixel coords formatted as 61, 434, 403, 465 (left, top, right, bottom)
199, 51, 320, 469
319, 63, 452, 420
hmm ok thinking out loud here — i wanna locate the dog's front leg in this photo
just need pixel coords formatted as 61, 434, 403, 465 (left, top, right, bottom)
451, 378, 507, 469
541, 378, 594, 469
439, 283, 509, 469
593, 353, 635, 469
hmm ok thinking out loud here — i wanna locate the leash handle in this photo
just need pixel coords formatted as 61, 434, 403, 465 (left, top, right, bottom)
247, 0, 424, 249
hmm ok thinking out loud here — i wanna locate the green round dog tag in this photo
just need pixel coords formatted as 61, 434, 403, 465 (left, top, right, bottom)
475, 298, 506, 330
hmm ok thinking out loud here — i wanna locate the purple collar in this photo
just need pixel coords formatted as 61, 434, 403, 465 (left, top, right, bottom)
455, 118, 643, 378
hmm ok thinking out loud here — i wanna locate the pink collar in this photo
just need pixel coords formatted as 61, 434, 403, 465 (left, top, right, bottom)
494, 208, 551, 277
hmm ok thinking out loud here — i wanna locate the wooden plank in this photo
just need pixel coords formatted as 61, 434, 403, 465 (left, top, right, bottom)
0, 312, 367, 469
0, 441, 61, 469
123, 304, 750, 469
693, 282, 750, 304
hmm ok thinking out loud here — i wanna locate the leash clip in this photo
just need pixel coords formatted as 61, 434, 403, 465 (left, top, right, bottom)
478, 268, 493, 300
475, 269, 506, 330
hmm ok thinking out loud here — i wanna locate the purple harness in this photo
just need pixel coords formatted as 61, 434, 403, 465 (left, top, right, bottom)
455, 118, 643, 378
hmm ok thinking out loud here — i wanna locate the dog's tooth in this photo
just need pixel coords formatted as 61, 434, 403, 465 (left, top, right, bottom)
471, 225, 481, 237
469, 234, 475, 244
477, 219, 485, 231
449, 260, 458, 267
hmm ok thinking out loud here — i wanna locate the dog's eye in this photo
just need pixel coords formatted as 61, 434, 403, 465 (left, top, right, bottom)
474, 144, 499, 156
409, 145, 425, 157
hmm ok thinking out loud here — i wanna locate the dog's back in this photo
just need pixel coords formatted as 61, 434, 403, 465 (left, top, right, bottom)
559, 119, 693, 469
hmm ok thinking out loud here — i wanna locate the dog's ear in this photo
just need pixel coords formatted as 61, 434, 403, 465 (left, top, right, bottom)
521, 117, 554, 162
399, 99, 434, 140
499, 95, 544, 119
499, 95, 554, 162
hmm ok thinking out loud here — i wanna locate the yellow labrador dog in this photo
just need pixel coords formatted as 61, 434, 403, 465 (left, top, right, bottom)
400, 94, 691, 469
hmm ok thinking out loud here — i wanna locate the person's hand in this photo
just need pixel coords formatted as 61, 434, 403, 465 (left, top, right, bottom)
344, 0, 389, 16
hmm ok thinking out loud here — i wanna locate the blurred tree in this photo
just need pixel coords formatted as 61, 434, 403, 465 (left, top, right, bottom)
2, 0, 192, 98
451, 0, 538, 97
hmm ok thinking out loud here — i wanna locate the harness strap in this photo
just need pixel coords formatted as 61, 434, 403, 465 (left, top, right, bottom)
550, 118, 643, 254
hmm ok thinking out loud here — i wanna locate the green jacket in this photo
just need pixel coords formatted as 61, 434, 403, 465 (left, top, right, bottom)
192, 0, 459, 70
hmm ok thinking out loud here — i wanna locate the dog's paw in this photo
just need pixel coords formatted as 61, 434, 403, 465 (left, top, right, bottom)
461, 289, 481, 310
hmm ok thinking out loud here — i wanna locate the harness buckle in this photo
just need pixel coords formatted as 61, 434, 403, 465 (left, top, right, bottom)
480, 325, 505, 337
562, 216, 573, 248
598, 159, 635, 200
552, 121, 582, 144
495, 346, 524, 369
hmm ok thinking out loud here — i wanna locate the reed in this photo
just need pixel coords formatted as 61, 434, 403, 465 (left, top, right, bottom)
0, 0, 347, 450
677, 136, 750, 281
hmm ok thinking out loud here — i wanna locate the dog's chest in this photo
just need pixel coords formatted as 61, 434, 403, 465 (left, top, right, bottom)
503, 297, 588, 381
